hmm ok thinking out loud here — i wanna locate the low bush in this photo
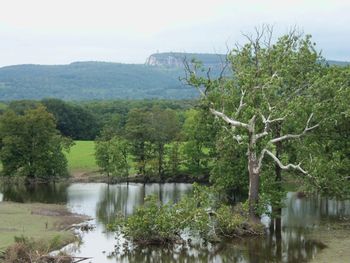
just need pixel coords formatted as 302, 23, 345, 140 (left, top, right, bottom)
113, 184, 263, 246
4, 236, 73, 263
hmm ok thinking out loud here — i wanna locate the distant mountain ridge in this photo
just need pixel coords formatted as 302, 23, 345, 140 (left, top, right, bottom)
0, 53, 348, 101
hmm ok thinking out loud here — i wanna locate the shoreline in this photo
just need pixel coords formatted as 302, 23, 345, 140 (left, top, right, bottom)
0, 201, 90, 255
0, 171, 209, 185
69, 170, 209, 184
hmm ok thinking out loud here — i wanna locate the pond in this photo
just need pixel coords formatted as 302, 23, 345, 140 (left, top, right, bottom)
0, 182, 349, 263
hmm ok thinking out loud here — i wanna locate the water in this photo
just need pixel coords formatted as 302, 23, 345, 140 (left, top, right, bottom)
0, 182, 349, 263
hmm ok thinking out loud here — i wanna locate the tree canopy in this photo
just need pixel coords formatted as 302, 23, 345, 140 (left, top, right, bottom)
0, 106, 71, 179
185, 27, 349, 220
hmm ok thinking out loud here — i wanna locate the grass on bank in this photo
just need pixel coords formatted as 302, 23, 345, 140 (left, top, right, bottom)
0, 202, 86, 251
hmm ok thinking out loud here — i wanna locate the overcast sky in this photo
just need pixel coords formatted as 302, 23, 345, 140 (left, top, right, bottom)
0, 0, 349, 66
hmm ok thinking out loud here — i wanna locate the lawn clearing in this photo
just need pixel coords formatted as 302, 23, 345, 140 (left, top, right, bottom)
65, 141, 98, 173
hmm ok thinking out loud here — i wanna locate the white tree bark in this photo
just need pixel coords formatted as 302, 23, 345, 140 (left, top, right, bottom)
259, 149, 308, 174
270, 113, 319, 143
210, 108, 249, 129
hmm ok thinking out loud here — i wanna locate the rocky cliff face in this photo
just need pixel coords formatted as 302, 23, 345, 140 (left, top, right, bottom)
145, 52, 228, 68
145, 53, 185, 67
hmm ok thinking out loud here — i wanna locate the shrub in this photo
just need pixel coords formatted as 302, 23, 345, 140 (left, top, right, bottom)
115, 195, 182, 245
114, 184, 263, 246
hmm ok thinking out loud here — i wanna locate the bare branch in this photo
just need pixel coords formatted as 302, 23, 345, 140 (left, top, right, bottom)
259, 149, 308, 174
206, 67, 211, 81
253, 72, 279, 90
223, 126, 244, 144
270, 113, 319, 143
255, 114, 286, 141
210, 108, 249, 129
218, 49, 230, 80
255, 131, 268, 141
235, 89, 246, 117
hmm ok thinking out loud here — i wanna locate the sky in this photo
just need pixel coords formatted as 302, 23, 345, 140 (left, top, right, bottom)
0, 0, 349, 66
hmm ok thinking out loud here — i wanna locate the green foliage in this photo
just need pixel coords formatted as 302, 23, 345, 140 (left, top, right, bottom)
125, 109, 153, 175
95, 136, 130, 177
42, 98, 100, 140
182, 109, 217, 174
0, 106, 71, 178
6, 99, 100, 140
0, 61, 196, 100
124, 107, 181, 177
184, 29, 346, 219
114, 184, 262, 245
210, 130, 248, 198
299, 65, 350, 198
115, 195, 181, 244
165, 142, 181, 175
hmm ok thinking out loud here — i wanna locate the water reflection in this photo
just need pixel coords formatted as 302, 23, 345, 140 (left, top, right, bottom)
0, 182, 349, 263
94, 183, 191, 227
0, 180, 68, 203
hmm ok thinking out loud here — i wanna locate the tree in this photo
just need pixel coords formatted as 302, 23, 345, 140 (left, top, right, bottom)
185, 28, 320, 221
182, 109, 217, 174
0, 106, 71, 179
125, 108, 152, 175
148, 107, 181, 178
95, 136, 130, 177
299, 65, 350, 197
42, 98, 100, 140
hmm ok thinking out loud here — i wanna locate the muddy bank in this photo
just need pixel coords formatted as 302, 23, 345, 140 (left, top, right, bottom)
69, 170, 209, 184
310, 220, 350, 263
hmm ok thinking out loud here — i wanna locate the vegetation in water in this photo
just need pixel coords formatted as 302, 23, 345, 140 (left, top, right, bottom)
112, 184, 263, 245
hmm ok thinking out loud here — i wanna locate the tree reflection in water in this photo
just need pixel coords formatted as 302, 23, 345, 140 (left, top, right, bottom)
0, 180, 68, 203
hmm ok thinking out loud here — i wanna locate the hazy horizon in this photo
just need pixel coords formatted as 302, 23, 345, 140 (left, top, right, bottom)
1, 0, 349, 67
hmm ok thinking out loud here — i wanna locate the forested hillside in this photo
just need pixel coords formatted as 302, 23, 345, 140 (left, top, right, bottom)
0, 53, 348, 101
0, 62, 192, 100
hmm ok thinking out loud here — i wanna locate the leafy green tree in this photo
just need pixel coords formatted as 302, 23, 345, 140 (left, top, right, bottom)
148, 107, 181, 178
95, 136, 130, 177
0, 106, 71, 179
182, 109, 216, 174
42, 98, 100, 140
165, 141, 182, 176
299, 65, 350, 197
125, 109, 152, 175
185, 29, 321, 221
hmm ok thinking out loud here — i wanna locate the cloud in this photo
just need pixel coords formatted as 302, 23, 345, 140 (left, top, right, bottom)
0, 0, 349, 66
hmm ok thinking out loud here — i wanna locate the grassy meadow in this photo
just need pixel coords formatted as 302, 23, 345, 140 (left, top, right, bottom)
65, 141, 98, 173
0, 202, 85, 250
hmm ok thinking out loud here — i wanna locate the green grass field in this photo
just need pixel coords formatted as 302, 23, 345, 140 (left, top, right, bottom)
65, 141, 98, 173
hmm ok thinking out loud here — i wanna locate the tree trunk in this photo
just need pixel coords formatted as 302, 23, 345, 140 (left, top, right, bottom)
139, 141, 145, 175
158, 143, 164, 179
273, 122, 282, 222
248, 147, 260, 222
